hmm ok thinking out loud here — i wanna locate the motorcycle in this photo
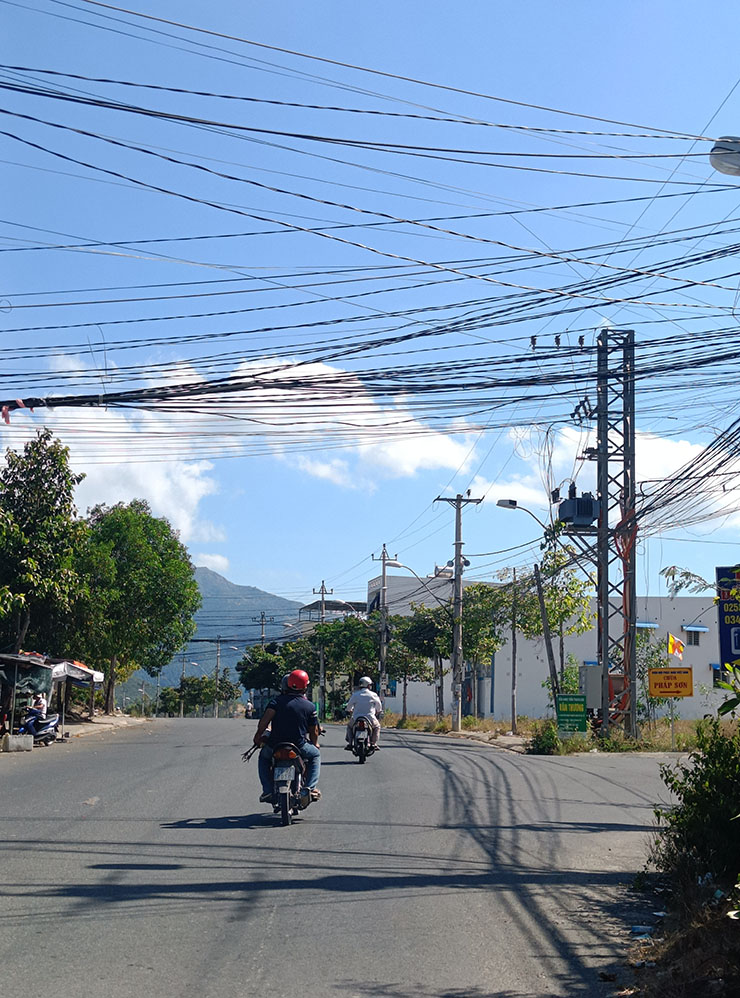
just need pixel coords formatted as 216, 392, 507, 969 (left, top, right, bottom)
349, 715, 377, 764
269, 742, 312, 826
18, 708, 60, 746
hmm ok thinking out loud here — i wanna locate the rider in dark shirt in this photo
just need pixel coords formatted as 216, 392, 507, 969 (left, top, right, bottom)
253, 669, 321, 803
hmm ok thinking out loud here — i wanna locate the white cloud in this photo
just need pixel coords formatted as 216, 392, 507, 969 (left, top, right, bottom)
0, 403, 223, 545
233, 357, 478, 487
74, 451, 222, 543
294, 455, 356, 488
471, 473, 551, 517
195, 553, 230, 574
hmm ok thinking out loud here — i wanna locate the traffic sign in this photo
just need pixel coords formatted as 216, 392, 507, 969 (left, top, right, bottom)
556, 694, 587, 732
716, 566, 740, 670
648, 667, 693, 698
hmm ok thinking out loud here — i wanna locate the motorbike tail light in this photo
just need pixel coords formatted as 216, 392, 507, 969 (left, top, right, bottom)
356, 718, 367, 729
274, 748, 298, 760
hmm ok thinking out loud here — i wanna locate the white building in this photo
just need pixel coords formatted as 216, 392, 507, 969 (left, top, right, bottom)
368, 574, 727, 721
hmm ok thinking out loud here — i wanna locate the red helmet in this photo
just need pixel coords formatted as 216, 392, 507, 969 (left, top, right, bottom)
286, 669, 309, 691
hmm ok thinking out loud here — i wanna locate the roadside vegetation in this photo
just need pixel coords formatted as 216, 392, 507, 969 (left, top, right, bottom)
628, 667, 740, 997
0, 430, 201, 719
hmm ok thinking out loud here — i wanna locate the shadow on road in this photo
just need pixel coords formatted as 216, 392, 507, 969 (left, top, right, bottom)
161, 813, 276, 830
334, 986, 565, 998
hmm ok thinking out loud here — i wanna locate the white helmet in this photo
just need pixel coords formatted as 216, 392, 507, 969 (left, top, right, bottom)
358, 676, 373, 688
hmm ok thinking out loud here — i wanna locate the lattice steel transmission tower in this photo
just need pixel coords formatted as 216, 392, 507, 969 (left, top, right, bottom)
560, 328, 637, 737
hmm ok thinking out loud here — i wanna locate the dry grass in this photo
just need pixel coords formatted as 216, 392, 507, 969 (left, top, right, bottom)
383, 714, 736, 754
384, 712, 541, 738
629, 902, 740, 997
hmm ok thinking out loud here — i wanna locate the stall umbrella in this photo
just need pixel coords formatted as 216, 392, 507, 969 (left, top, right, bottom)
49, 660, 105, 737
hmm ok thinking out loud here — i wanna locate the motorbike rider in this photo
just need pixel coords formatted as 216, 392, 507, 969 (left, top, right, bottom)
24, 692, 48, 737
253, 669, 321, 803
345, 676, 383, 750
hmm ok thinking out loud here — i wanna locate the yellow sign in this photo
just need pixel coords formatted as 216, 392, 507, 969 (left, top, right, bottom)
648, 667, 693, 698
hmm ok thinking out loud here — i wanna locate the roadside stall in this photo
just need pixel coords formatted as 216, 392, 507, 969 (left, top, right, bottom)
49, 659, 105, 736
0, 651, 53, 738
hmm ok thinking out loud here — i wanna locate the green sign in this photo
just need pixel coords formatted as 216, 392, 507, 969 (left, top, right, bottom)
556, 694, 588, 733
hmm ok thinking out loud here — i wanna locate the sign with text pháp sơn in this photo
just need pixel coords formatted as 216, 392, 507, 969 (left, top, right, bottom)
648, 667, 693, 698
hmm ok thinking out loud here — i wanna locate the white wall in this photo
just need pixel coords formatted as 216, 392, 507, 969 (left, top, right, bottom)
371, 581, 726, 721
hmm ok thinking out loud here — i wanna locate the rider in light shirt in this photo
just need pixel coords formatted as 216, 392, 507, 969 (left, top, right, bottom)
345, 677, 383, 750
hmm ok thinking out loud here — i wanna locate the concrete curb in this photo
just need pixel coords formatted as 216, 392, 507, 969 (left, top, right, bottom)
382, 724, 528, 754
61, 715, 149, 739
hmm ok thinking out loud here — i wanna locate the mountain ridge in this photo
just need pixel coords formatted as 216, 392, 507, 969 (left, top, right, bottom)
124, 567, 304, 697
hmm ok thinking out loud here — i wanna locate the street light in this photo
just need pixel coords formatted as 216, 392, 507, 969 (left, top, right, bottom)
384, 559, 453, 614
710, 136, 740, 176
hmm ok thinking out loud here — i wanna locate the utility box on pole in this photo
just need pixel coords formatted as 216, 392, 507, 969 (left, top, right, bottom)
578, 664, 601, 711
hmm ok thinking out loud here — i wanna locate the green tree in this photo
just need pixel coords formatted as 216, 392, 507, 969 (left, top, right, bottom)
400, 604, 452, 718
542, 653, 581, 708
81, 501, 200, 713
235, 642, 284, 694
513, 549, 593, 658
179, 675, 216, 716
387, 614, 435, 720
0, 429, 84, 652
280, 637, 319, 676
217, 668, 242, 713
158, 686, 181, 716
636, 630, 671, 725
314, 614, 378, 685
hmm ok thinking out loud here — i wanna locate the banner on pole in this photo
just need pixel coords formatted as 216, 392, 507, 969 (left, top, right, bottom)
667, 633, 685, 660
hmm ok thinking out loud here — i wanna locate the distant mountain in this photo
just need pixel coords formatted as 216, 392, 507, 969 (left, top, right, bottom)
123, 567, 303, 696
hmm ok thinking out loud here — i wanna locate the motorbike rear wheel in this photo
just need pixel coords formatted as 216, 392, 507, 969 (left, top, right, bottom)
356, 742, 366, 764
280, 793, 291, 826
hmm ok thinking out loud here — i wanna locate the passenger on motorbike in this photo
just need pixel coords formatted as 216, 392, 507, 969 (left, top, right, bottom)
345, 676, 383, 750
253, 669, 321, 803
24, 692, 48, 737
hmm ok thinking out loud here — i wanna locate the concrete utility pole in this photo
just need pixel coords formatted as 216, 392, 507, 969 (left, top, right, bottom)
511, 567, 518, 735
434, 493, 482, 731
313, 580, 333, 720
372, 544, 397, 705
253, 612, 274, 649
179, 652, 185, 718
534, 563, 560, 699
214, 634, 221, 719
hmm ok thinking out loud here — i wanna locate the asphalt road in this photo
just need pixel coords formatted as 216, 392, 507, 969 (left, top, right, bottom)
0, 720, 673, 998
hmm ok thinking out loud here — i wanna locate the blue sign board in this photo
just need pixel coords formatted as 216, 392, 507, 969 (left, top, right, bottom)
715, 566, 740, 669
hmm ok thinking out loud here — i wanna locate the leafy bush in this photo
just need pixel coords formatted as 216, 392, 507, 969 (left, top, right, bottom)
650, 719, 740, 907
558, 733, 593, 754
461, 715, 479, 730
425, 718, 451, 733
527, 720, 561, 755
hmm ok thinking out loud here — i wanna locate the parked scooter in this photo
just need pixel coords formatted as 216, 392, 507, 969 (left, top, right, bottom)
18, 708, 60, 746
349, 715, 376, 764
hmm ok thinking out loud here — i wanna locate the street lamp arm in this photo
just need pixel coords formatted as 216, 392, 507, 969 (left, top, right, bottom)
496, 498, 596, 586
387, 562, 453, 616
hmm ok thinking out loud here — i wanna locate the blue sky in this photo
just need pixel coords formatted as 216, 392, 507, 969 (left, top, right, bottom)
5, 0, 740, 623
